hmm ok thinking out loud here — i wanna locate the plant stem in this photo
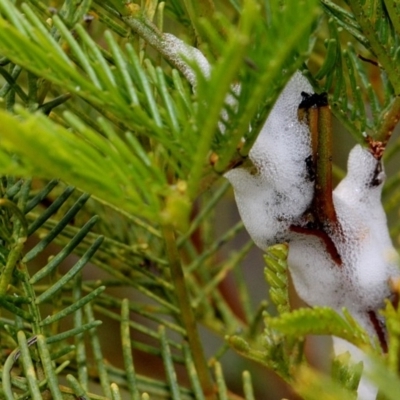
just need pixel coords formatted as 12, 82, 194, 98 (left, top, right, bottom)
298, 93, 337, 226
0, 199, 27, 297
162, 226, 216, 400
292, 96, 342, 265
315, 103, 337, 227
122, 12, 199, 86
376, 96, 400, 144
382, 0, 400, 39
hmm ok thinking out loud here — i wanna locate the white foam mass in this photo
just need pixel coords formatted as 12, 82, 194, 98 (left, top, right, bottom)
224, 71, 314, 249
333, 146, 398, 329
223, 71, 399, 398
223, 70, 398, 339
288, 145, 399, 337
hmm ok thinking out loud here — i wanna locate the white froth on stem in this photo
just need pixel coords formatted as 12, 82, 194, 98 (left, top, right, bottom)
289, 145, 398, 336
224, 72, 314, 248
333, 146, 398, 328
224, 71, 399, 399
157, 32, 399, 398
224, 70, 398, 336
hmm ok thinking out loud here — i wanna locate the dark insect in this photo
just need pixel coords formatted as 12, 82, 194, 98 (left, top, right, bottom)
299, 91, 328, 109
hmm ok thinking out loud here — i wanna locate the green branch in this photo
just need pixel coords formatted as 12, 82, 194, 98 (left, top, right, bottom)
376, 96, 400, 144
349, 0, 400, 94
122, 10, 200, 86
162, 225, 216, 400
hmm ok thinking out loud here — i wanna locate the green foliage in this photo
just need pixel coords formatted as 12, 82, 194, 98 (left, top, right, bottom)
265, 307, 373, 350
0, 0, 400, 400
0, 0, 320, 218
294, 365, 358, 400
264, 244, 290, 315
331, 352, 363, 395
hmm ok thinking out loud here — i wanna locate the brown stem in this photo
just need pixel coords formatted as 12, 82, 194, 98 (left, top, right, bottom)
367, 310, 388, 353
298, 103, 319, 164
295, 93, 342, 265
315, 103, 338, 227
298, 93, 338, 227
